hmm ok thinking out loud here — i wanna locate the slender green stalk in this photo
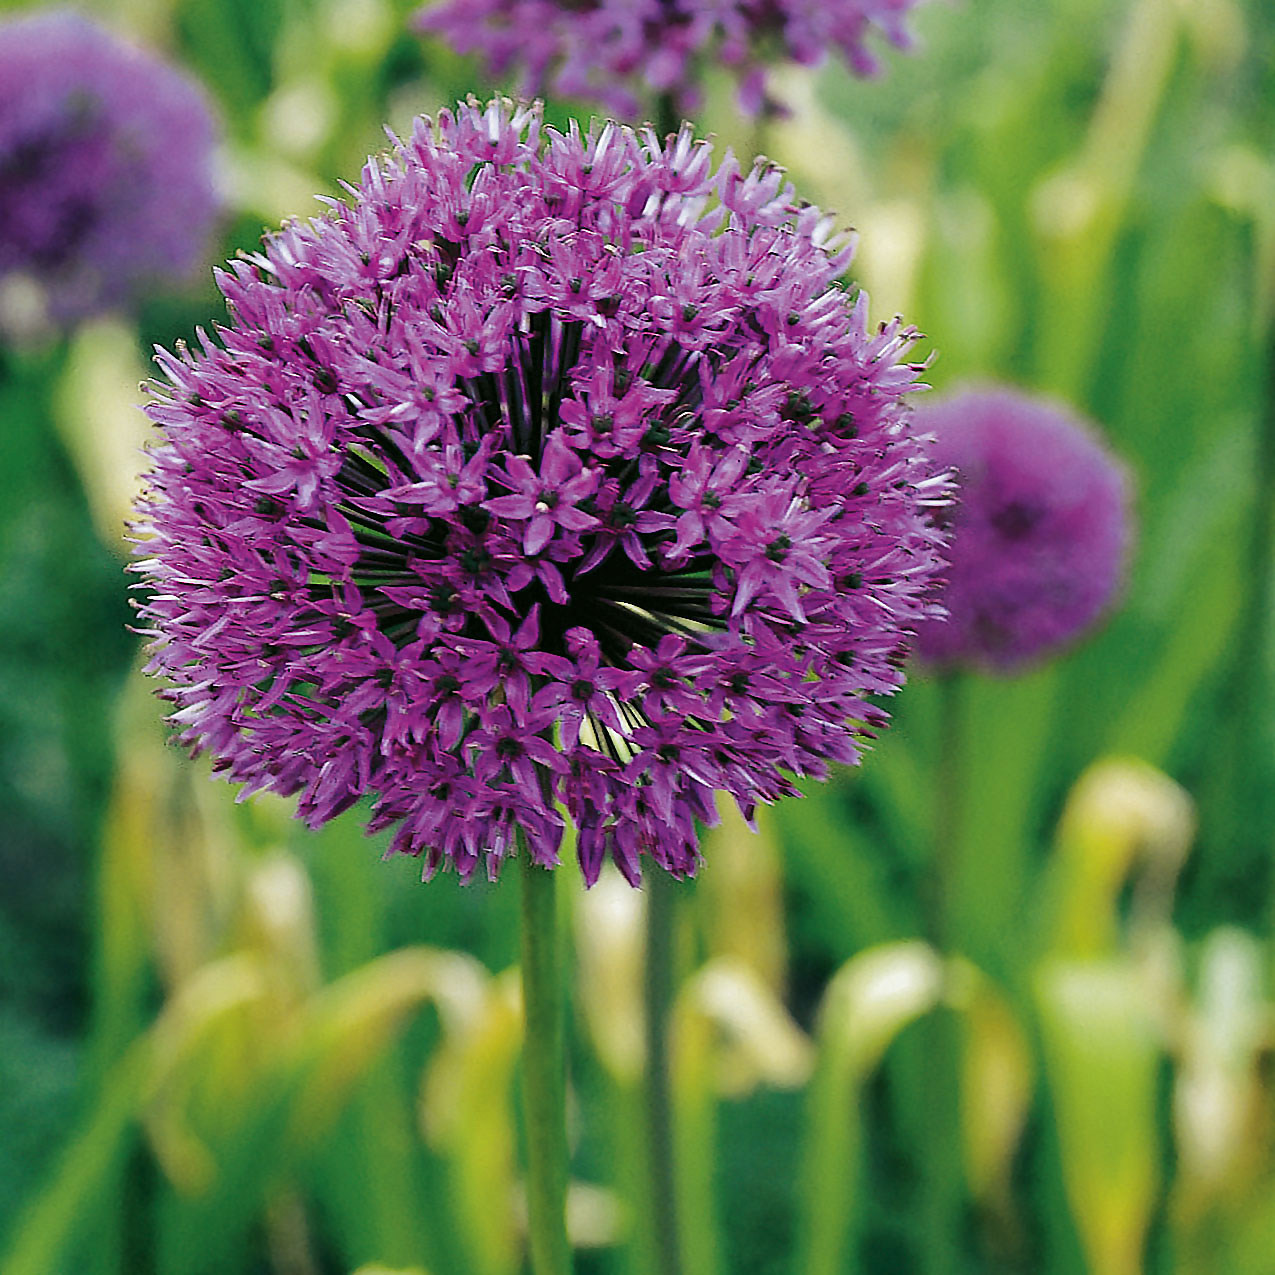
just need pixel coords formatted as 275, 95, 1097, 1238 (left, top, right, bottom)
928, 673, 963, 950
920, 673, 964, 1275
671, 1019, 724, 1275
643, 869, 681, 1275
520, 856, 571, 1275
608, 1080, 659, 1275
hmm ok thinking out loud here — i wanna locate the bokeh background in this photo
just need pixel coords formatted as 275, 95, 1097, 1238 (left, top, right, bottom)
2, 0, 1275, 1272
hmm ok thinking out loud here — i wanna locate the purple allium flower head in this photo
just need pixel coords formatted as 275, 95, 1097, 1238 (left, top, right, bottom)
134, 99, 948, 886
912, 385, 1132, 674
0, 10, 220, 328
415, 0, 927, 117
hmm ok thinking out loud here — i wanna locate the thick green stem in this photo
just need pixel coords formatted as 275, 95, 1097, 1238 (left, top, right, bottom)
643, 869, 681, 1275
520, 857, 571, 1275
920, 674, 964, 1275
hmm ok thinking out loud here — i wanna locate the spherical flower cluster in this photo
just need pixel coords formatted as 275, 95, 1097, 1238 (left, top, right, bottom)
0, 10, 220, 328
135, 99, 948, 886
913, 385, 1131, 673
416, 0, 926, 117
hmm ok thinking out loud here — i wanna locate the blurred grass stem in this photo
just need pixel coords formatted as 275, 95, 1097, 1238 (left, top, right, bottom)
1204, 253, 1275, 924
929, 674, 963, 949
520, 856, 571, 1275
1236, 304, 1275, 764
1035, 0, 1179, 398
1247, 300, 1275, 922
921, 673, 964, 1275
1, 1037, 151, 1275
643, 869, 682, 1275
656, 93, 679, 140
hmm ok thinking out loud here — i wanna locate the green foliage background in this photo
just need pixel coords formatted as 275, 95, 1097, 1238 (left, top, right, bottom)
1, 0, 1273, 1272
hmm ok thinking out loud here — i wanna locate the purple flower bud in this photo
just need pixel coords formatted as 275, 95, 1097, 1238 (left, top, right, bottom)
913, 385, 1133, 673
415, 0, 928, 118
0, 10, 221, 330
134, 100, 948, 885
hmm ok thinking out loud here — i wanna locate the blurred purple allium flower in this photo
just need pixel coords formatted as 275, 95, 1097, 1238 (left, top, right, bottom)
0, 10, 220, 328
415, 0, 926, 117
913, 385, 1131, 674
134, 99, 948, 886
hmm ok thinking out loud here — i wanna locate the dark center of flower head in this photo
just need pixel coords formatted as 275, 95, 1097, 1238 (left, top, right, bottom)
325, 306, 728, 668
0, 107, 114, 271
990, 499, 1041, 541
